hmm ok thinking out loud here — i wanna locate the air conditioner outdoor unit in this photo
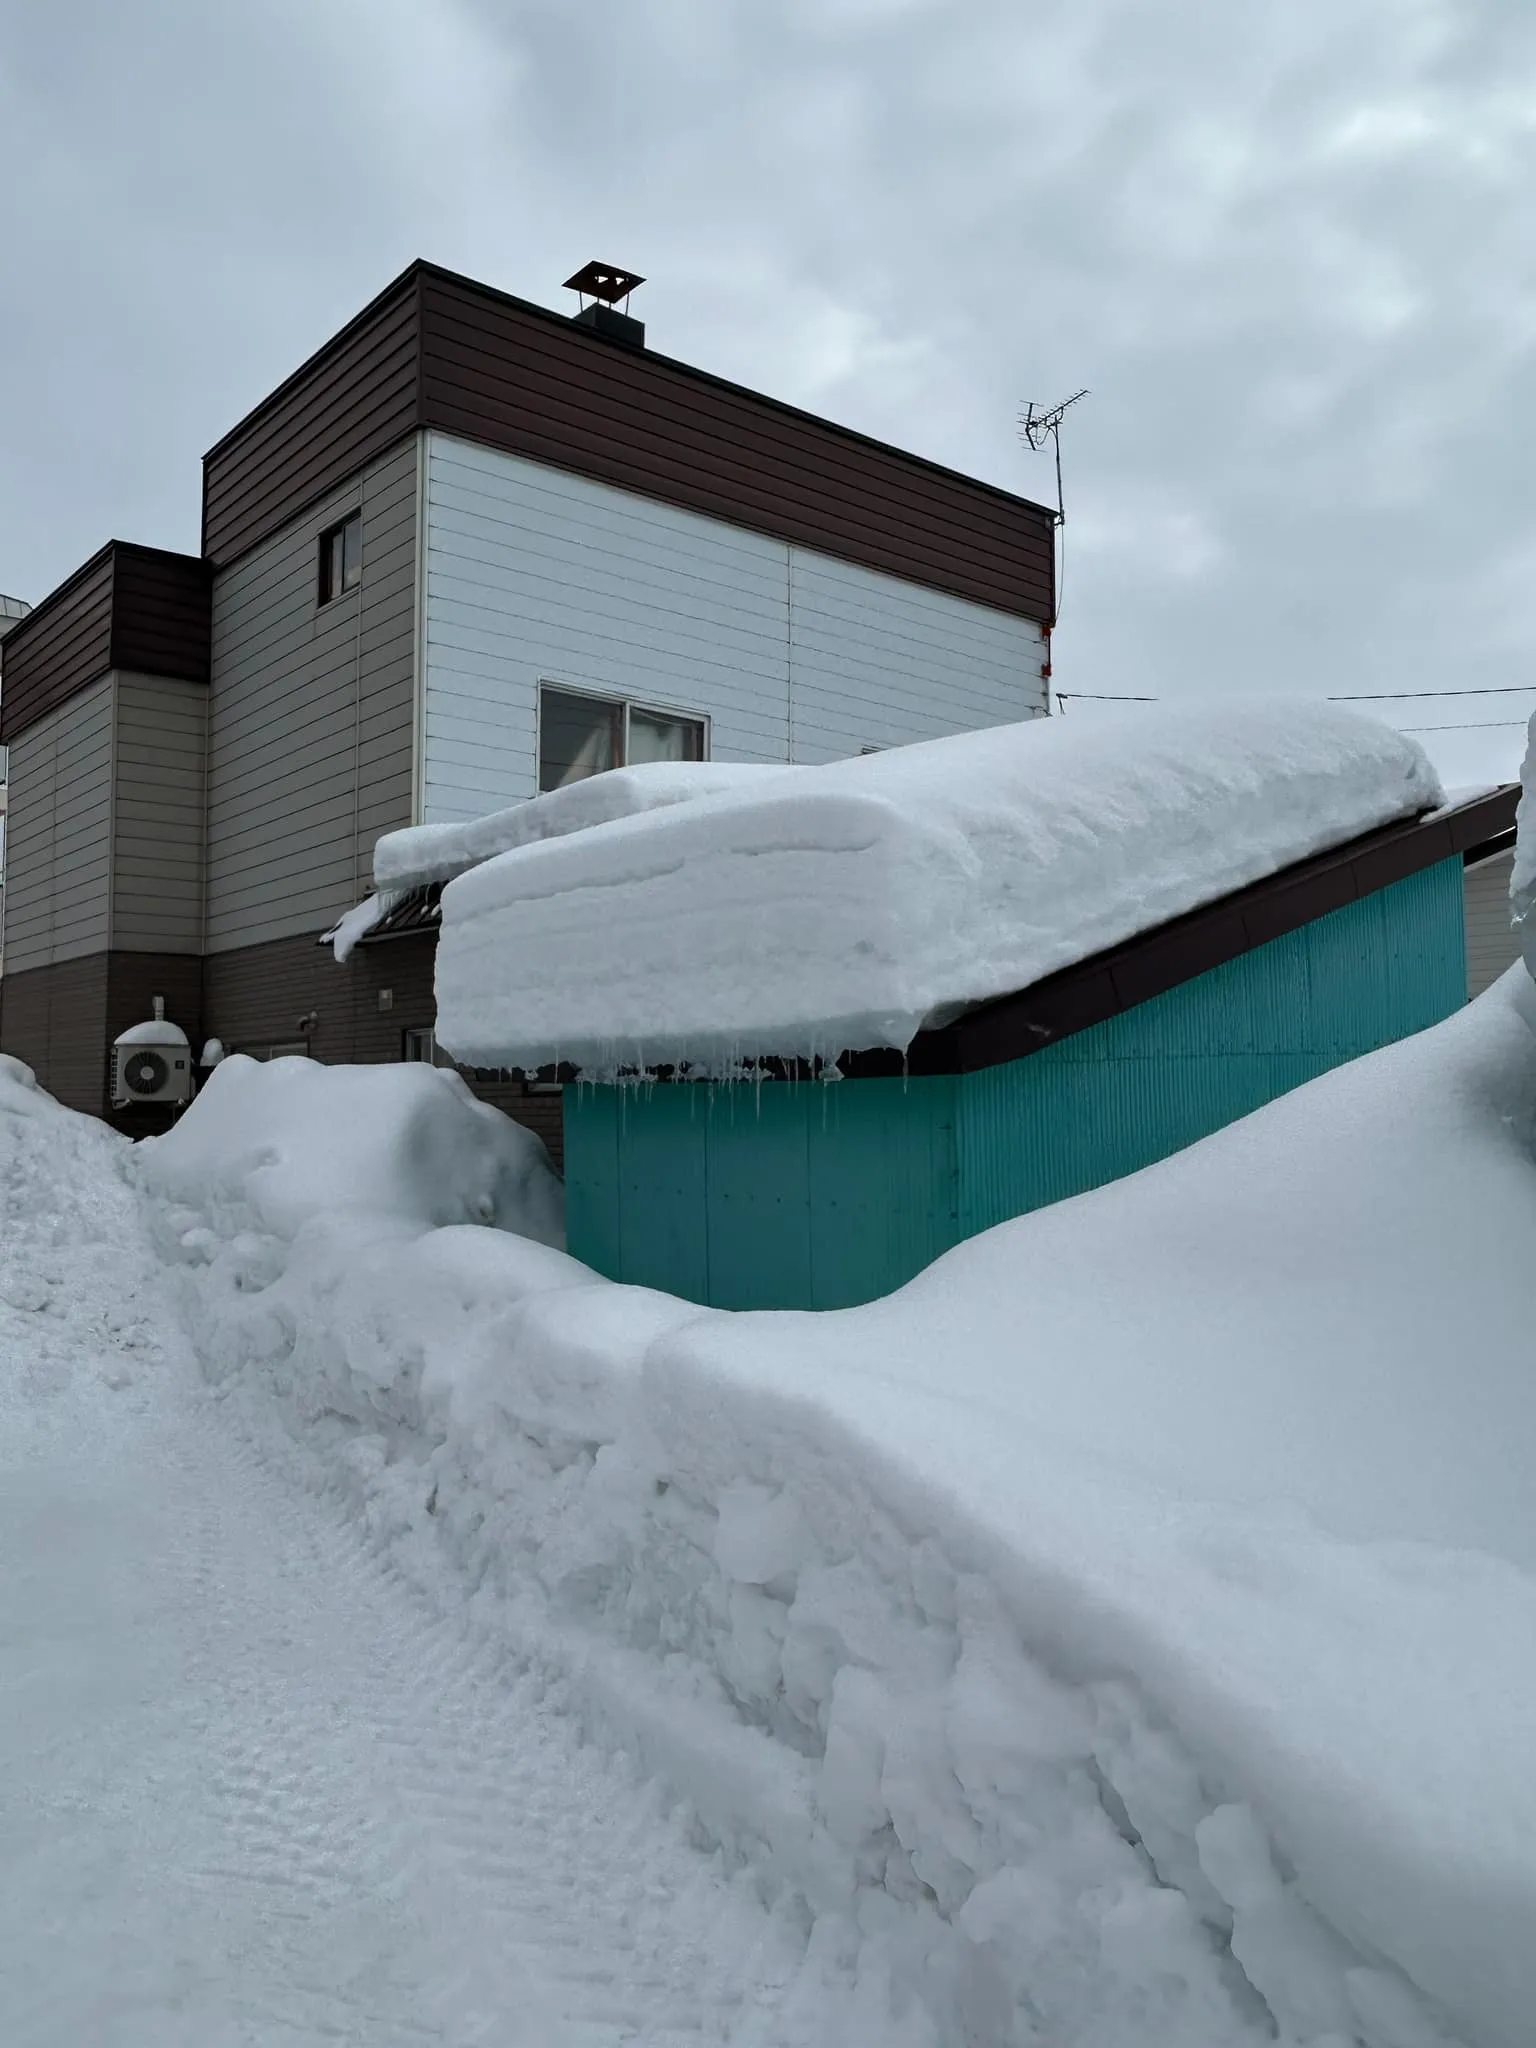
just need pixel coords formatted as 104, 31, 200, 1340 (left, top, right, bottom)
111, 997, 193, 1108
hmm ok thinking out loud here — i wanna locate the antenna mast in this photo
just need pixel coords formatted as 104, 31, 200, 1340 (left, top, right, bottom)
1018, 388, 1088, 526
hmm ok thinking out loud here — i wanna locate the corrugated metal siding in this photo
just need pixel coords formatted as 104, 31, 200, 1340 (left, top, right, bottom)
563, 1075, 959, 1310
956, 861, 1467, 1238
205, 438, 418, 951
422, 434, 1046, 822
1, 679, 114, 974
788, 553, 1045, 762
567, 860, 1468, 1308
111, 673, 207, 953
1465, 849, 1518, 998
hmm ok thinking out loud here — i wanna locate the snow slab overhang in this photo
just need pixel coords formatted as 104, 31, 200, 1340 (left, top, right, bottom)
849, 782, 1519, 1080
319, 785, 1517, 1079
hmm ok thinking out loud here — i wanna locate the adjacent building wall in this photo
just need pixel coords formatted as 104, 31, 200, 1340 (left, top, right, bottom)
112, 673, 207, 954
1464, 846, 1518, 998
421, 433, 1047, 823
1, 678, 114, 974
205, 435, 418, 952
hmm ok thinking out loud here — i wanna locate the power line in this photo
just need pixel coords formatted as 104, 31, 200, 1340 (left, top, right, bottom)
1399, 719, 1530, 733
1329, 685, 1536, 702
1055, 691, 1158, 705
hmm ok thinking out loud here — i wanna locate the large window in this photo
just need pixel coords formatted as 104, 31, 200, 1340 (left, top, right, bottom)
317, 512, 361, 605
538, 685, 705, 793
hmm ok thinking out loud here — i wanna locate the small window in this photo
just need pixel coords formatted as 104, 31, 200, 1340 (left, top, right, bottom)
318, 512, 362, 605
403, 1026, 439, 1064
628, 705, 705, 767
539, 688, 623, 792
538, 685, 706, 793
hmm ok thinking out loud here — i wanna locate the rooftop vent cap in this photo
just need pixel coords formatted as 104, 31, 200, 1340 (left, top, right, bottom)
563, 261, 646, 348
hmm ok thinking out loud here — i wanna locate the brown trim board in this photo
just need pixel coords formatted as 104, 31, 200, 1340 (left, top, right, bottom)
0, 541, 210, 744
201, 261, 1056, 622
837, 785, 1519, 1079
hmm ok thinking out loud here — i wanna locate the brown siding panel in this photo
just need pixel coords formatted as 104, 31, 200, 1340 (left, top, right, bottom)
0, 544, 211, 745
0, 964, 54, 1090
201, 260, 1054, 622
202, 277, 422, 565
0, 548, 114, 743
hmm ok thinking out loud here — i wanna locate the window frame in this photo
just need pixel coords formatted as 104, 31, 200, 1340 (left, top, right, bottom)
536, 681, 710, 795
317, 511, 362, 607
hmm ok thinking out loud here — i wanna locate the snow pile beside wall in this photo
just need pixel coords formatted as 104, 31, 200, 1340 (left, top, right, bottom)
147, 979, 1536, 2047
1512, 709, 1536, 982
433, 700, 1442, 1076
136, 1054, 564, 1247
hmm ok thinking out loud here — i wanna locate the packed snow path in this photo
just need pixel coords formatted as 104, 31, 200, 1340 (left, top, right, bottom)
0, 1102, 806, 2045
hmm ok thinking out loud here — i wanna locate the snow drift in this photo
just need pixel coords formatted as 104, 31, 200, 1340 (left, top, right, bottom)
137, 1054, 564, 1247
432, 700, 1442, 1076
143, 973, 1536, 2047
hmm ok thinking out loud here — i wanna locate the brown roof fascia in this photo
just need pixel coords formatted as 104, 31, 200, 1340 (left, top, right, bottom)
199, 259, 1056, 562
412, 262, 1057, 525
0, 538, 117, 664
842, 785, 1520, 1080
201, 265, 426, 468
1, 539, 207, 664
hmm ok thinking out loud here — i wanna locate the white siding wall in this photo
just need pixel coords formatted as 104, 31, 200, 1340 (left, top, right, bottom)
421, 434, 1046, 824
1465, 847, 1519, 999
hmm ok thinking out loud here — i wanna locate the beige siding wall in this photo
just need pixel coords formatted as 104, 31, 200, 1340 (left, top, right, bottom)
1465, 848, 1519, 999
1, 678, 114, 973
205, 435, 418, 952
112, 672, 207, 953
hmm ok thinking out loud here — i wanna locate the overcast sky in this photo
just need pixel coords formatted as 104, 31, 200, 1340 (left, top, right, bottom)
2, 0, 1532, 783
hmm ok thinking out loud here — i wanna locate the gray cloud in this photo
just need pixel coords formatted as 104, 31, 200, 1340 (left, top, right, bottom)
3, 0, 1532, 782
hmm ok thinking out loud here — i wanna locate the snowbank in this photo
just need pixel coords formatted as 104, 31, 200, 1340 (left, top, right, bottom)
433, 700, 1442, 1076
1513, 710, 1536, 979
149, 976, 1536, 2046
136, 1054, 564, 1247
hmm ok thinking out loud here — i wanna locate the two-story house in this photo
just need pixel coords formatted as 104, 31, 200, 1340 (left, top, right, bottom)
0, 262, 1057, 1152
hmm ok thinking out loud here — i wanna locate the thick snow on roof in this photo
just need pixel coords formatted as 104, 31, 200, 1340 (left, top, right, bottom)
435, 700, 1442, 1076
374, 762, 798, 892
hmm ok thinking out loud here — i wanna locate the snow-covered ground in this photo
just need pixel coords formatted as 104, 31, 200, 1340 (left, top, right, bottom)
0, 1061, 833, 2046
5, 958, 1535, 2044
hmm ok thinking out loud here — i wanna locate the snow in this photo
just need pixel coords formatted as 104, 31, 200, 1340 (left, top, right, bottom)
1511, 710, 1536, 978
328, 885, 403, 963
114, 1015, 191, 1048
131, 973, 1536, 2045
431, 699, 1443, 1076
0, 1071, 810, 2045
137, 1051, 565, 1246
374, 761, 798, 891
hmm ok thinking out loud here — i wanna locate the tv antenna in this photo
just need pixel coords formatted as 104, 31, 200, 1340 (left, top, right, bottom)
1018, 388, 1088, 525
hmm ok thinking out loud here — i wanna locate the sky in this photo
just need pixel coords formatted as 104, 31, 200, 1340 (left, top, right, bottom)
2, 0, 1533, 786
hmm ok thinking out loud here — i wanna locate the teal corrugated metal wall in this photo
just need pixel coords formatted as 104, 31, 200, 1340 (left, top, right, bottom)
565, 1074, 960, 1309
564, 859, 1467, 1308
